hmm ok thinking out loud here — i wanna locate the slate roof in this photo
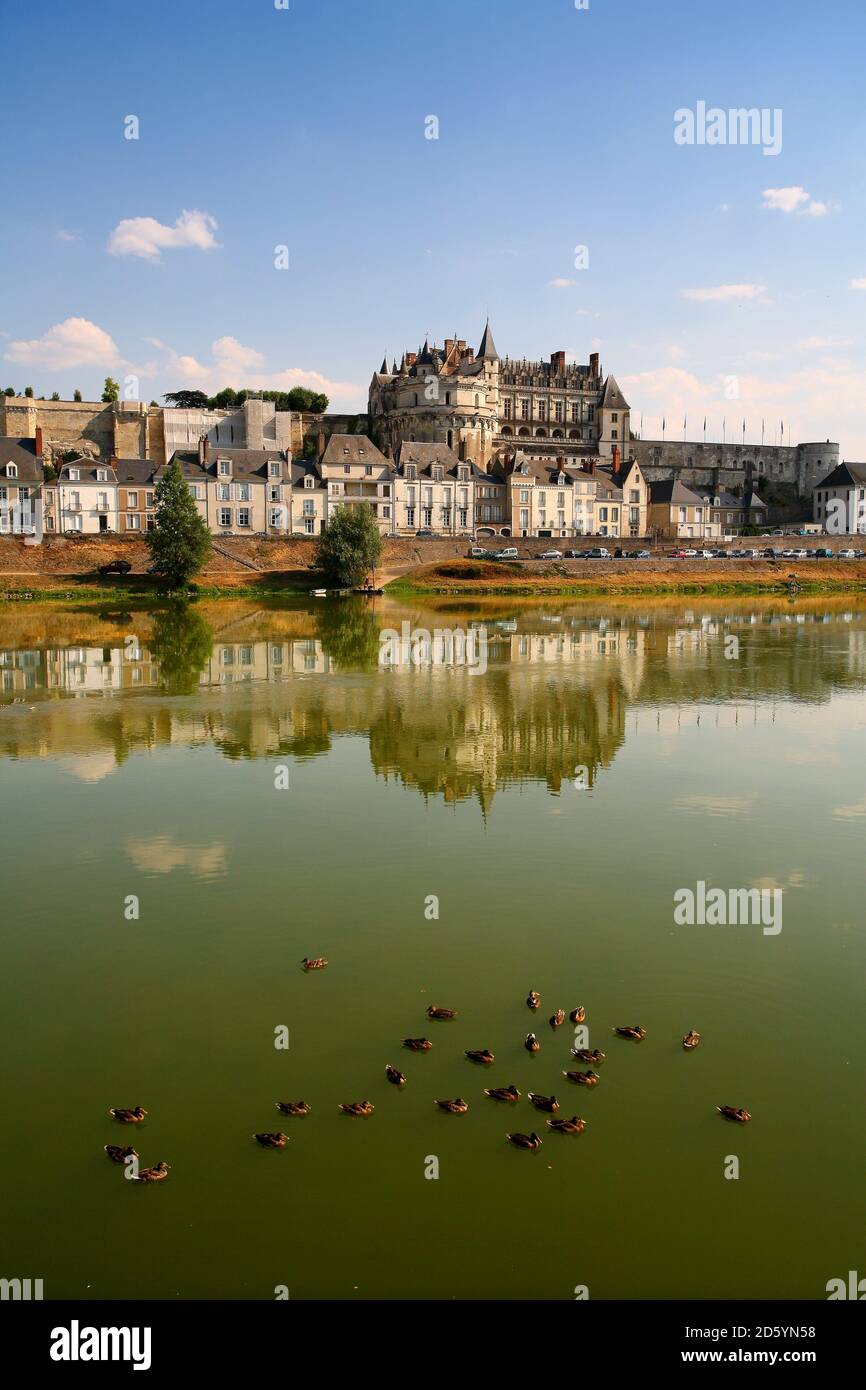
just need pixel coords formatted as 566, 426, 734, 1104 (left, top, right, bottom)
648, 479, 709, 506
321, 434, 390, 471
600, 375, 630, 411
56, 458, 117, 485
0, 437, 43, 484
173, 448, 291, 481
477, 320, 499, 361
815, 461, 866, 490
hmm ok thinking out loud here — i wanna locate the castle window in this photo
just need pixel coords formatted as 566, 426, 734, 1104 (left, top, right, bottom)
503, 399, 512, 420
474, 395, 479, 407
612, 413, 618, 423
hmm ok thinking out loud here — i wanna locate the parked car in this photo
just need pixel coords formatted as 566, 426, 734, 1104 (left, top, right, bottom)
539, 549, 562, 560
415, 528, 435, 539
584, 547, 611, 559
98, 559, 132, 575
816, 548, 833, 558
837, 549, 857, 559
635, 550, 652, 559
697, 549, 715, 559
495, 546, 519, 560
468, 546, 487, 558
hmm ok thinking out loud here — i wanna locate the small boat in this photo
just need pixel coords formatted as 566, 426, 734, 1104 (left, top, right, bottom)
353, 588, 384, 596
311, 589, 328, 597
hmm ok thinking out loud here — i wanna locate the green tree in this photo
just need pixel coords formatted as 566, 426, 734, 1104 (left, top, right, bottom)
314, 504, 383, 588
163, 390, 209, 409
101, 377, 120, 403
3, 386, 14, 396
146, 458, 212, 591
51, 392, 60, 401
149, 603, 214, 694
73, 389, 82, 401
24, 386, 34, 398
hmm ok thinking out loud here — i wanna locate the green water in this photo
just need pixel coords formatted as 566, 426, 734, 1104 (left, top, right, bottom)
1, 595, 864, 1300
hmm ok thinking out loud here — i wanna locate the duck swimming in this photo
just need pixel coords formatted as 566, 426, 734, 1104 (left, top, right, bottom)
109, 1106, 147, 1124
547, 1116, 586, 1135
527, 991, 541, 1010
427, 1005, 457, 1020
133, 1161, 171, 1183
104, 1145, 138, 1163
484, 1084, 521, 1103
572, 1048, 605, 1064
563, 1069, 600, 1087
528, 1092, 559, 1113
302, 957, 328, 971
385, 1065, 406, 1087
434, 1098, 469, 1114
254, 1132, 289, 1148
569, 1007, 586, 1024
549, 1009, 565, 1029
717, 1105, 751, 1123
465, 1048, 495, 1065
682, 1030, 701, 1050
613, 1025, 646, 1040
507, 1131, 542, 1150
524, 1033, 540, 1053
339, 1102, 374, 1117
402, 1037, 432, 1051
275, 1101, 311, 1116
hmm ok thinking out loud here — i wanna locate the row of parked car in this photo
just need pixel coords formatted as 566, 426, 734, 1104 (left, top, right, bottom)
469, 544, 866, 564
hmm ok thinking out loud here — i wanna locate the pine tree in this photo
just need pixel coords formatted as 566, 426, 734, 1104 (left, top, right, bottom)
146, 459, 212, 591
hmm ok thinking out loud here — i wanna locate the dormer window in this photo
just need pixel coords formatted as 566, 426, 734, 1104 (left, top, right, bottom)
434, 466, 443, 483
459, 466, 468, 481
269, 462, 280, 477
96, 469, 107, 482
6, 463, 17, 478
406, 465, 416, 481
218, 460, 231, 476
343, 447, 350, 455
69, 468, 80, 481
304, 476, 314, 489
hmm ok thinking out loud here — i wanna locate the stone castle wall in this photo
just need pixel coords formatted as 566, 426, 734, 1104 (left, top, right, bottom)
629, 439, 838, 499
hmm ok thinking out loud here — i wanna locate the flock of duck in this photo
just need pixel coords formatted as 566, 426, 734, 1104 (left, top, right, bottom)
102, 963, 751, 1173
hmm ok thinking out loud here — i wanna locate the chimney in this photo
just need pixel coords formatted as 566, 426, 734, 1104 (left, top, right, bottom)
550, 350, 566, 374
383, 442, 392, 460
406, 352, 417, 367
589, 352, 599, 378
199, 434, 209, 464
34, 425, 43, 459
611, 445, 621, 475
462, 348, 474, 364
317, 429, 325, 459
444, 339, 454, 358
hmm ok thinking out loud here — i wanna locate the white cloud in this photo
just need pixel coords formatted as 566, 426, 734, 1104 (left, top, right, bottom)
762, 186, 835, 217
156, 336, 363, 410
796, 336, 852, 350
56, 229, 79, 242
548, 277, 574, 288
4, 317, 121, 370
850, 277, 866, 290
107, 208, 220, 261
682, 284, 769, 303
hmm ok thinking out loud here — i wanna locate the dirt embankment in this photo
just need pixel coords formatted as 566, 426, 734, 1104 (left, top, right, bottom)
393, 557, 866, 594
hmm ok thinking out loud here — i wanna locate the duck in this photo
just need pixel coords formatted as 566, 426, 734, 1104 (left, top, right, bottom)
427, 1005, 457, 1020
109, 1106, 147, 1123
275, 1101, 311, 1116
104, 1144, 138, 1163
682, 1030, 701, 1050
385, 1064, 406, 1087
434, 1098, 469, 1114
569, 1007, 586, 1024
524, 1033, 540, 1053
613, 1025, 646, 1040
484, 1084, 521, 1103
302, 956, 328, 971
547, 1116, 586, 1135
572, 1048, 605, 1064
339, 1101, 374, 1117
465, 1048, 495, 1065
549, 1009, 565, 1029
526, 991, 541, 1010
507, 1131, 542, 1150
253, 1132, 289, 1148
563, 1069, 600, 1087
716, 1105, 751, 1123
133, 1161, 171, 1182
402, 1037, 432, 1051
528, 1092, 559, 1113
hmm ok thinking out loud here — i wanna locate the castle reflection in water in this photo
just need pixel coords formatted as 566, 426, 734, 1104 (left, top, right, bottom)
2, 600, 865, 810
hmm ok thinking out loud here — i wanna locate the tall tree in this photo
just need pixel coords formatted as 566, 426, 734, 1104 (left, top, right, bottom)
163, 390, 210, 409
101, 377, 120, 403
314, 504, 383, 588
146, 459, 212, 591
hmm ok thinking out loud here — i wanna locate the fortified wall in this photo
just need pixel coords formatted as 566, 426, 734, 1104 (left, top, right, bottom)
629, 439, 838, 500
0, 397, 166, 467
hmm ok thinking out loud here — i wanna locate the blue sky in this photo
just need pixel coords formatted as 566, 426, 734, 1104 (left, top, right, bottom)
2, 0, 865, 455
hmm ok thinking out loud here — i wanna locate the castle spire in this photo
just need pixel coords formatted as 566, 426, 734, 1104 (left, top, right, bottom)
380, 354, 389, 375
477, 318, 499, 361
